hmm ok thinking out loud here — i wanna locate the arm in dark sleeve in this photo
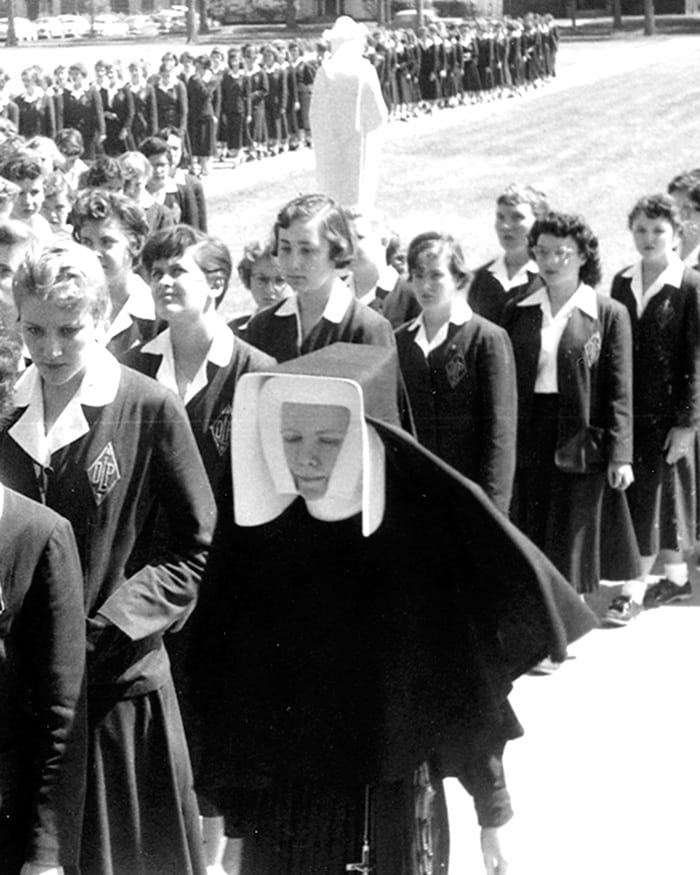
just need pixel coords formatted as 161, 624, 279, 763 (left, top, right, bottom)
677, 273, 700, 430
476, 326, 517, 514
22, 516, 86, 867
602, 302, 633, 464
453, 726, 513, 828
98, 394, 217, 640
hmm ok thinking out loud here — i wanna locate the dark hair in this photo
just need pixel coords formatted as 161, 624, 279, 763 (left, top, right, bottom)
43, 170, 72, 201
68, 62, 88, 78
406, 231, 471, 289
528, 212, 602, 287
667, 170, 700, 197
272, 193, 355, 269
138, 136, 170, 161
78, 156, 124, 191
141, 225, 232, 306
496, 183, 549, 218
54, 128, 84, 158
237, 239, 275, 289
627, 193, 681, 233
1, 153, 45, 183
71, 189, 150, 263
384, 230, 402, 266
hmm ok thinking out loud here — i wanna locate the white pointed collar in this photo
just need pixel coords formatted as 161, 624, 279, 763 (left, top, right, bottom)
407, 295, 472, 356
274, 277, 351, 345
140, 317, 233, 404
106, 273, 155, 342
10, 344, 120, 466
622, 255, 684, 314
487, 253, 538, 290
517, 283, 598, 320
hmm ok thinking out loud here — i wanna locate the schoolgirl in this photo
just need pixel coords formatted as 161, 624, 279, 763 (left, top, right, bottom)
58, 63, 105, 160
468, 183, 547, 324
396, 231, 517, 514
70, 187, 158, 358
604, 194, 700, 624
503, 211, 636, 597
231, 238, 291, 338
0, 241, 216, 875
245, 193, 394, 362
14, 67, 55, 139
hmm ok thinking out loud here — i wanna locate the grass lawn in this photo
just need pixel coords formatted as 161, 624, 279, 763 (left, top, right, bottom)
206, 31, 700, 318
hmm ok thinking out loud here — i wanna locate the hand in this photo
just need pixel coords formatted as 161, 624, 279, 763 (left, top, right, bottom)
480, 825, 510, 875
664, 426, 695, 465
20, 865, 64, 875
119, 128, 128, 140
607, 461, 634, 490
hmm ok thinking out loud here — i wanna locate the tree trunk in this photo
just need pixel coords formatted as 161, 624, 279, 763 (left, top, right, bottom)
7, 0, 16, 48
198, 0, 210, 35
187, 0, 197, 43
643, 0, 655, 35
417, 0, 424, 28
285, 0, 297, 30
612, 0, 623, 28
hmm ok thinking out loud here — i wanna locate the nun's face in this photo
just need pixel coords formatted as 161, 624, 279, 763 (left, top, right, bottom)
281, 402, 350, 500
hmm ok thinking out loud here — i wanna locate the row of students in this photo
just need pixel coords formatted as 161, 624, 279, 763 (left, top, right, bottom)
0, 11, 556, 175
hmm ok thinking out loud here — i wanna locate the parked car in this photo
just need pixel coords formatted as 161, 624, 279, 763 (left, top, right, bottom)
36, 15, 65, 39
0, 16, 38, 42
126, 14, 160, 37
57, 14, 91, 38
93, 13, 130, 37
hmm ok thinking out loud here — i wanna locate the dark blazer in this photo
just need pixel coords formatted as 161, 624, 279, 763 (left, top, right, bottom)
0, 488, 85, 869
503, 288, 633, 473
396, 314, 517, 513
59, 86, 105, 160
611, 265, 700, 461
246, 288, 395, 363
468, 259, 538, 325
0, 365, 215, 697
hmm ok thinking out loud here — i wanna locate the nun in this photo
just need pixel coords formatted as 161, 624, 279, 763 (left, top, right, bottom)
188, 343, 596, 875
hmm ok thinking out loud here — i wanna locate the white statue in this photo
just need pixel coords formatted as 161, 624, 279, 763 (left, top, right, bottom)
309, 16, 388, 212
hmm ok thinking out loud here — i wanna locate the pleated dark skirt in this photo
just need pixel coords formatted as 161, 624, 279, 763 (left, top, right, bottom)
627, 445, 697, 557
512, 395, 636, 593
81, 678, 205, 875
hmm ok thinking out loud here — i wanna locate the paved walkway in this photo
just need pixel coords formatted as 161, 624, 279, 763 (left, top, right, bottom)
446, 588, 700, 874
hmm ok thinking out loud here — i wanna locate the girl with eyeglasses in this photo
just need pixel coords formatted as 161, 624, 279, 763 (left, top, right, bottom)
502, 212, 638, 624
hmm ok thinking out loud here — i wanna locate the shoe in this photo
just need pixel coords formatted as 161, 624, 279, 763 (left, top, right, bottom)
528, 655, 565, 676
603, 595, 643, 627
643, 578, 692, 608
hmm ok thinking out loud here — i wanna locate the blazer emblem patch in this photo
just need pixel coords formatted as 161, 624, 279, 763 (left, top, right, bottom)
583, 331, 602, 368
209, 404, 232, 457
656, 298, 674, 329
87, 442, 121, 506
445, 351, 467, 389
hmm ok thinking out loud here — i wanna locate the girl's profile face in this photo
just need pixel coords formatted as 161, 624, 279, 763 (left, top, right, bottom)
277, 216, 337, 297
20, 296, 100, 391
281, 401, 350, 500
411, 246, 460, 315
14, 177, 45, 219
631, 213, 677, 264
42, 193, 72, 231
78, 217, 135, 281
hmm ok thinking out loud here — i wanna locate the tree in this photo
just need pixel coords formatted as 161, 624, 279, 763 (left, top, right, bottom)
612, 0, 622, 29
6, 0, 16, 48
285, 0, 297, 30
643, 0, 656, 35
187, 0, 198, 42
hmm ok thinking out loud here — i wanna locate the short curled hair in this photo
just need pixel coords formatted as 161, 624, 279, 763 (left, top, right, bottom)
141, 225, 232, 306
406, 231, 471, 289
138, 136, 170, 161
78, 156, 124, 191
528, 211, 602, 288
43, 171, 72, 201
272, 193, 356, 269
667, 170, 700, 197
496, 183, 549, 218
13, 241, 110, 322
54, 128, 84, 158
118, 151, 152, 184
71, 189, 150, 264
237, 239, 275, 289
627, 193, 681, 234
1, 154, 45, 183
0, 321, 21, 425
68, 62, 88, 78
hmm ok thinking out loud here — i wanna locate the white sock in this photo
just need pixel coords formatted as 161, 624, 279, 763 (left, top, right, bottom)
664, 563, 689, 586
621, 579, 647, 604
